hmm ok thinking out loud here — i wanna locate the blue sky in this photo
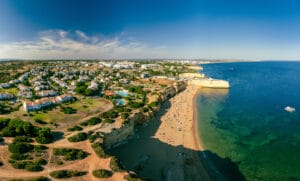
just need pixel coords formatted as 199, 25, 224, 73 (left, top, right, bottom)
1, 0, 300, 60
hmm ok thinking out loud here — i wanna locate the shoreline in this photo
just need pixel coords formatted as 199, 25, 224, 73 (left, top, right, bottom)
153, 85, 211, 180
192, 88, 204, 151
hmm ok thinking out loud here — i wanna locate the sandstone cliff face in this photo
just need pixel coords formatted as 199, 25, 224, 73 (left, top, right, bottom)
102, 81, 187, 149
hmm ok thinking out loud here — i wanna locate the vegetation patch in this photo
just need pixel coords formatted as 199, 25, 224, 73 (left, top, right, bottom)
124, 174, 144, 181
49, 170, 87, 179
101, 110, 119, 119
110, 156, 123, 172
60, 106, 77, 114
92, 142, 108, 158
8, 176, 50, 181
92, 169, 113, 178
67, 132, 88, 142
53, 148, 89, 161
67, 125, 83, 131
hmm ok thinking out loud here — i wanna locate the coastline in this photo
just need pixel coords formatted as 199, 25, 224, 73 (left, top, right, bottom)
153, 85, 211, 180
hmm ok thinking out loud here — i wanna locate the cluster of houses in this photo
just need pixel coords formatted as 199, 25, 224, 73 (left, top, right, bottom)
0, 72, 30, 89
0, 93, 14, 100
23, 94, 74, 112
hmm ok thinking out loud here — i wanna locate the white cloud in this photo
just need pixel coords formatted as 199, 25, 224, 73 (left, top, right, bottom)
0, 30, 169, 59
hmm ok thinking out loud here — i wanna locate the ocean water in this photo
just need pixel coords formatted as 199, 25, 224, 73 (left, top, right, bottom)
197, 62, 300, 180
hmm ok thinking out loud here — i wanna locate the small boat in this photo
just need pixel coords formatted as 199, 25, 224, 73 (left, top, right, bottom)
284, 106, 296, 112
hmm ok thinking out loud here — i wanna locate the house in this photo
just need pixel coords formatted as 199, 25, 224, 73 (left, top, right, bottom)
0, 83, 12, 89
23, 94, 74, 112
0, 93, 14, 100
36, 90, 58, 97
55, 94, 74, 103
23, 97, 55, 112
141, 64, 161, 70
104, 90, 115, 97
18, 84, 31, 91
18, 91, 33, 99
140, 73, 150, 78
88, 80, 99, 90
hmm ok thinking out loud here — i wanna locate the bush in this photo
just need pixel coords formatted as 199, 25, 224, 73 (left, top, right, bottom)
87, 117, 101, 125
33, 145, 48, 153
67, 125, 83, 131
124, 174, 144, 181
35, 158, 47, 165
103, 119, 114, 124
149, 101, 159, 108
50, 170, 87, 179
13, 136, 33, 143
92, 142, 108, 158
26, 176, 50, 181
34, 118, 47, 125
128, 101, 144, 109
67, 132, 88, 142
53, 148, 88, 161
35, 128, 53, 144
8, 142, 34, 154
101, 110, 118, 119
10, 153, 33, 161
25, 163, 43, 172
79, 121, 88, 126
110, 156, 123, 172
55, 160, 64, 165
60, 106, 77, 114
0, 118, 38, 137
92, 169, 113, 178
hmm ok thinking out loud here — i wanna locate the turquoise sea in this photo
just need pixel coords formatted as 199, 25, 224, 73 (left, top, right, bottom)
197, 61, 300, 180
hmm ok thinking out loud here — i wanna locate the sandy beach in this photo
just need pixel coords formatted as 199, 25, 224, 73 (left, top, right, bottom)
153, 85, 210, 180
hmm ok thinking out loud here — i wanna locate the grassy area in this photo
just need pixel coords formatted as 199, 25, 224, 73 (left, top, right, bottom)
0, 88, 18, 96
0, 97, 111, 130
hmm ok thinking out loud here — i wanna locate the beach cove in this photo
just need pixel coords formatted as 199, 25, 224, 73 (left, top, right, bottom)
109, 85, 227, 180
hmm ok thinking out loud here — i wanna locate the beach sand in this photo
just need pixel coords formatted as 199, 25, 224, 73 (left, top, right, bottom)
153, 85, 210, 181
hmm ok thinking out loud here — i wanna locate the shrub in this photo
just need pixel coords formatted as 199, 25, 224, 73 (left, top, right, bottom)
92, 169, 113, 178
50, 170, 87, 179
149, 101, 158, 108
53, 148, 88, 161
67, 132, 88, 142
35, 158, 47, 165
67, 125, 83, 131
35, 128, 53, 144
25, 163, 43, 172
60, 107, 77, 114
33, 145, 48, 153
13, 136, 33, 143
26, 176, 50, 181
55, 160, 64, 165
34, 118, 47, 125
110, 156, 123, 172
92, 142, 108, 158
10, 153, 33, 161
8, 142, 34, 154
103, 118, 114, 124
101, 110, 118, 119
79, 121, 88, 126
124, 174, 144, 181
87, 117, 101, 125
